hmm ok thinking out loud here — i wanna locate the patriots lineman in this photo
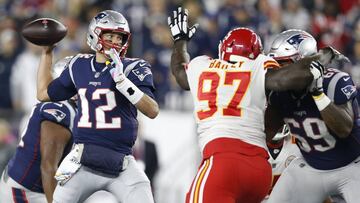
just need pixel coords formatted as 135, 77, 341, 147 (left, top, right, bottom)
266, 30, 360, 203
36, 10, 159, 203
0, 62, 76, 203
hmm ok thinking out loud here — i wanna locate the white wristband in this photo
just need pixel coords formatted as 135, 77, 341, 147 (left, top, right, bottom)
312, 93, 331, 111
116, 78, 144, 104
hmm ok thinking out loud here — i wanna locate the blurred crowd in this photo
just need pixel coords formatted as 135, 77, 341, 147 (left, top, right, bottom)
1, 0, 360, 168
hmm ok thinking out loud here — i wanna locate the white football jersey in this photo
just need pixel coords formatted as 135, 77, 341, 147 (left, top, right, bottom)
186, 54, 280, 152
262, 136, 301, 202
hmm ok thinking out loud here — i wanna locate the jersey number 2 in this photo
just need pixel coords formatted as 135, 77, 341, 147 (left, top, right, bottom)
197, 71, 250, 120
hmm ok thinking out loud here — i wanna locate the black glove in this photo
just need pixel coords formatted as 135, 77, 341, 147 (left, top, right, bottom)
168, 7, 198, 42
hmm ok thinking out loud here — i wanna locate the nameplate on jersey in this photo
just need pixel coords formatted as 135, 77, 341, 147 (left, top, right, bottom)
209, 59, 244, 70
89, 81, 102, 87
44, 109, 66, 122
132, 67, 151, 81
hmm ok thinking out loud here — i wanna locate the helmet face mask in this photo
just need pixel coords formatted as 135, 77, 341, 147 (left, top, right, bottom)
219, 27, 263, 62
87, 10, 131, 57
268, 29, 317, 64
100, 31, 129, 52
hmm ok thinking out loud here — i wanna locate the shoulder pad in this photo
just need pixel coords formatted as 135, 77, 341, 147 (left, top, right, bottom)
123, 58, 151, 76
257, 54, 280, 69
188, 55, 212, 68
191, 55, 212, 63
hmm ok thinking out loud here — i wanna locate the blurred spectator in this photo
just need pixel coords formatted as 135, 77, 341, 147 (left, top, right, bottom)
311, 0, 349, 51
185, 0, 218, 57
0, 119, 16, 173
143, 23, 172, 107
55, 15, 86, 59
282, 0, 310, 31
348, 40, 360, 87
255, 0, 284, 51
0, 28, 20, 110
10, 41, 41, 114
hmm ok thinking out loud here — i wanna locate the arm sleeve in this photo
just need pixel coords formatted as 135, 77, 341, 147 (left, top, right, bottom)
48, 67, 77, 101
328, 74, 358, 105
127, 61, 156, 99
39, 103, 72, 129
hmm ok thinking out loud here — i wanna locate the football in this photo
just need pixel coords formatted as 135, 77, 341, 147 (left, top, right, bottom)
22, 18, 67, 46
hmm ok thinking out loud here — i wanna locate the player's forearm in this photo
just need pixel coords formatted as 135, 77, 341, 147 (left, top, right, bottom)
41, 164, 57, 203
266, 68, 313, 91
135, 94, 159, 119
266, 57, 316, 91
171, 40, 190, 90
37, 47, 53, 101
320, 102, 354, 138
265, 106, 285, 141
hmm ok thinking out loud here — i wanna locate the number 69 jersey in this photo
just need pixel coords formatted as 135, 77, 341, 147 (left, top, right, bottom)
268, 68, 360, 170
186, 55, 279, 151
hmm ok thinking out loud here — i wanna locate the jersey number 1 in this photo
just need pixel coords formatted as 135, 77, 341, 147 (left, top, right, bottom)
197, 71, 250, 120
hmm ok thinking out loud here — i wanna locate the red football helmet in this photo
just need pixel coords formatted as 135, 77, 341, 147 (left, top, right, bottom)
219, 27, 263, 62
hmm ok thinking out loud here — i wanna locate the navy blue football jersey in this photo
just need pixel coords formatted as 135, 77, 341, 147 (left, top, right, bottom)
268, 68, 360, 170
7, 101, 76, 192
47, 54, 155, 155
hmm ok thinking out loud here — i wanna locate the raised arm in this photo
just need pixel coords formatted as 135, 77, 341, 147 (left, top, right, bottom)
310, 67, 354, 138
265, 104, 285, 142
171, 40, 191, 90
108, 49, 159, 119
319, 100, 354, 138
168, 7, 198, 90
40, 120, 71, 203
37, 46, 55, 101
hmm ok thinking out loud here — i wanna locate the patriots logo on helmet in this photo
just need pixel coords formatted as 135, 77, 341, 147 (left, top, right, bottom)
44, 109, 66, 122
341, 85, 356, 99
94, 13, 107, 22
287, 34, 310, 48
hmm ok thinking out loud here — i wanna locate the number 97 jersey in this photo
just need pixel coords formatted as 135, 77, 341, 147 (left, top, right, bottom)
186, 55, 279, 151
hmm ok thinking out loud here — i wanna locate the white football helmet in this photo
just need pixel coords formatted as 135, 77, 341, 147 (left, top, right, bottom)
268, 29, 317, 64
87, 10, 131, 56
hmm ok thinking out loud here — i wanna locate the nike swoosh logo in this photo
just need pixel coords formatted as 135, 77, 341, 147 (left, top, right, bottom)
139, 62, 147, 67
54, 103, 63, 108
343, 77, 350, 81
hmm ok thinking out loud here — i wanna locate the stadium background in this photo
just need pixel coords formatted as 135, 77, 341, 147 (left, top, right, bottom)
0, 0, 359, 202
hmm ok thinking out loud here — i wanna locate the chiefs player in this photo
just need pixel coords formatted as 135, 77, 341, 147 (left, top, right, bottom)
168, 7, 323, 203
